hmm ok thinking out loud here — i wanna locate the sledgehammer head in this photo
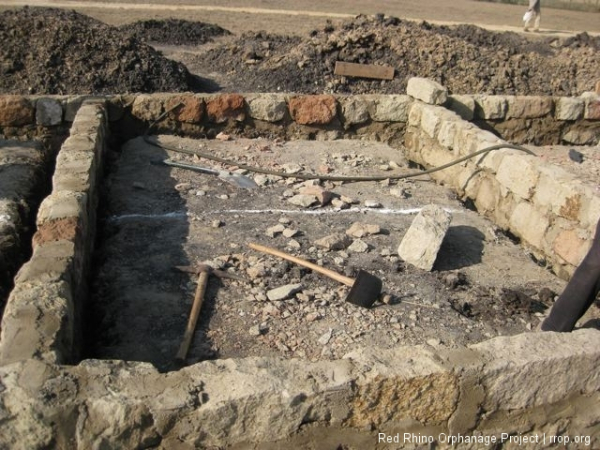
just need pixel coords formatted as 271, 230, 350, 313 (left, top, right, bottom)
345, 269, 383, 308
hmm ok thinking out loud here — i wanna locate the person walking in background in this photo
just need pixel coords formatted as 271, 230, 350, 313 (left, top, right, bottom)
541, 217, 600, 332
523, 0, 541, 32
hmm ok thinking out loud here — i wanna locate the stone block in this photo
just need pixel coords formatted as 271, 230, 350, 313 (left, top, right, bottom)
584, 97, 600, 120
288, 95, 337, 125
553, 228, 590, 267
475, 177, 500, 214
437, 120, 459, 150
35, 98, 63, 126
420, 105, 442, 138
36, 191, 88, 226
532, 165, 580, 220
509, 202, 549, 248
63, 96, 88, 122
368, 95, 412, 122
406, 77, 448, 105
562, 128, 599, 145
496, 154, 539, 200
446, 95, 475, 121
555, 97, 584, 121
165, 95, 204, 123
131, 95, 164, 121
247, 94, 287, 122
340, 96, 369, 126
506, 96, 553, 119
205, 94, 246, 123
407, 101, 423, 127
474, 95, 507, 120
397, 204, 452, 271
15, 240, 76, 285
583, 194, 600, 231
0, 95, 34, 126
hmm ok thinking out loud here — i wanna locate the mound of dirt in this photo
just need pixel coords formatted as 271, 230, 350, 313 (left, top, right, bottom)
0, 7, 199, 95
193, 14, 600, 95
119, 19, 231, 46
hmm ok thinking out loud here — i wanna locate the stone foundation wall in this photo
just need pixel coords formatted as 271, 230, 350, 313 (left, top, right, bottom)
0, 87, 599, 448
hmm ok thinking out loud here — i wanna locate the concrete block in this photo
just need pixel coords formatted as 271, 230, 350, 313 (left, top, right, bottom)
496, 154, 540, 200
406, 77, 448, 105
474, 95, 507, 120
555, 97, 584, 120
446, 95, 475, 120
506, 95, 553, 119
509, 202, 549, 248
398, 204, 452, 271
35, 98, 63, 126
288, 95, 336, 125
368, 95, 412, 122
247, 94, 287, 122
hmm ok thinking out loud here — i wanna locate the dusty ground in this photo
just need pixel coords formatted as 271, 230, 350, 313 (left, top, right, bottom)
84, 135, 600, 372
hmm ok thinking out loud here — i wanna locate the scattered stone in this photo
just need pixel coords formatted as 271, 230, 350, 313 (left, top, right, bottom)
299, 185, 333, 205
249, 324, 263, 336
318, 328, 333, 345
538, 287, 556, 304
568, 149, 584, 163
442, 272, 467, 289
426, 338, 442, 347
247, 264, 267, 279
254, 174, 270, 186
397, 204, 452, 271
286, 239, 302, 250
216, 132, 232, 141
175, 182, 192, 192
218, 194, 229, 200
348, 239, 369, 253
278, 217, 292, 225
390, 187, 409, 198
305, 312, 320, 322
331, 198, 350, 209
364, 200, 382, 208
315, 234, 352, 251
346, 222, 381, 238
266, 224, 286, 237
211, 219, 224, 228
282, 163, 303, 174
267, 283, 303, 301
288, 194, 318, 207
196, 190, 206, 196
282, 228, 299, 238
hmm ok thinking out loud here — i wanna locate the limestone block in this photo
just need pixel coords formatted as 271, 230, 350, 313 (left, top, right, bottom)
0, 95, 34, 126
475, 177, 500, 214
35, 98, 63, 126
584, 96, 600, 120
555, 97, 584, 121
206, 93, 246, 123
474, 95, 507, 120
36, 191, 89, 226
583, 194, 600, 231
475, 147, 521, 174
437, 120, 459, 150
397, 204, 452, 271
247, 94, 287, 122
532, 165, 580, 220
340, 96, 369, 126
506, 95, 553, 119
165, 94, 204, 123
131, 94, 163, 121
369, 95, 412, 122
553, 228, 591, 267
420, 105, 442, 138
496, 154, 540, 200
288, 95, 337, 125
562, 128, 599, 145
509, 202, 549, 248
406, 77, 448, 105
407, 101, 424, 127
15, 240, 76, 284
472, 330, 600, 411
63, 96, 88, 122
452, 122, 480, 157
447, 95, 475, 121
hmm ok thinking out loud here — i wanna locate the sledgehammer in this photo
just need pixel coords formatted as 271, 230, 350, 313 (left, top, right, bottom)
248, 243, 382, 308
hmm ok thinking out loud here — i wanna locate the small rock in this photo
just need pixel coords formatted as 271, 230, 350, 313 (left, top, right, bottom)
196, 190, 207, 196
218, 194, 229, 200
175, 182, 192, 192
211, 220, 224, 228
267, 283, 303, 301
364, 200, 382, 208
249, 324, 263, 336
279, 217, 292, 225
331, 198, 350, 209
283, 228, 299, 238
288, 194, 318, 208
306, 312, 320, 322
282, 163, 303, 174
315, 234, 352, 251
216, 132, 232, 141
286, 239, 302, 250
427, 338, 441, 347
318, 328, 333, 345
348, 239, 369, 253
346, 222, 381, 238
298, 185, 333, 205
266, 224, 286, 237
390, 187, 408, 198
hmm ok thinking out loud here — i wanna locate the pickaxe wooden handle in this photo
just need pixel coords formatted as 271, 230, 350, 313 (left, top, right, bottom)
175, 268, 210, 362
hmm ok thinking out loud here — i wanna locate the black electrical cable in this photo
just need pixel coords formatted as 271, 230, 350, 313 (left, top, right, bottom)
142, 103, 536, 183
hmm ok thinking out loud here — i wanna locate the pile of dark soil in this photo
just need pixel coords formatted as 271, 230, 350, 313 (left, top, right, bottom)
193, 14, 600, 95
0, 7, 199, 95
119, 19, 230, 46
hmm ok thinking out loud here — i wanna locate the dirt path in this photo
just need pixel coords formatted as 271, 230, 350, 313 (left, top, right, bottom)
2, 0, 599, 36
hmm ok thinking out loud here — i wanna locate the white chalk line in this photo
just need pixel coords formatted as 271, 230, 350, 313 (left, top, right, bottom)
107, 207, 463, 222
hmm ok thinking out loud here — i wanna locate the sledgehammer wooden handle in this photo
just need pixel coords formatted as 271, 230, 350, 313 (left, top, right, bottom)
248, 242, 355, 287
175, 269, 209, 362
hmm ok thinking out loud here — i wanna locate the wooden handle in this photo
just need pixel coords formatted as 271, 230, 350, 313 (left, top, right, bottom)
248, 243, 355, 286
175, 269, 210, 362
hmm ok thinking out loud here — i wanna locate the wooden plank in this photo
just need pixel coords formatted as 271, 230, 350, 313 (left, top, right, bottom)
334, 61, 394, 80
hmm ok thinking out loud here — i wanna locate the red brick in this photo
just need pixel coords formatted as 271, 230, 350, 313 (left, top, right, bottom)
206, 94, 245, 123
